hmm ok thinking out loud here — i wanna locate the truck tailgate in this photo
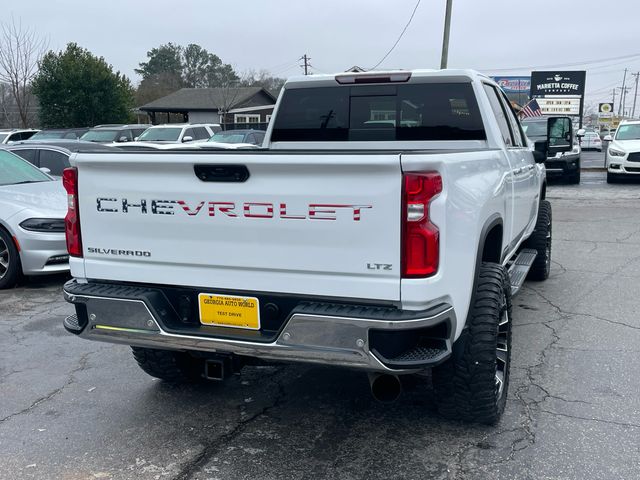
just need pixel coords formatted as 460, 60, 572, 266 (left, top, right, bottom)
74, 152, 402, 301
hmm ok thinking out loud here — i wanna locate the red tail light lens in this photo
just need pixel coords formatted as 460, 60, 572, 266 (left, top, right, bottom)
62, 167, 82, 257
402, 173, 442, 277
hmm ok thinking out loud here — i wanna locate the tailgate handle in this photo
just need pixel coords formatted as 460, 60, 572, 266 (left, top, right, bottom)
194, 164, 250, 183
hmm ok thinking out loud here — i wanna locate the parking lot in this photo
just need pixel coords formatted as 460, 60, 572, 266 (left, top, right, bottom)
1, 168, 639, 480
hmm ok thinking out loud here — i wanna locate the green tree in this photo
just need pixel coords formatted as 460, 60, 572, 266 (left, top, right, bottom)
135, 43, 239, 103
32, 43, 134, 127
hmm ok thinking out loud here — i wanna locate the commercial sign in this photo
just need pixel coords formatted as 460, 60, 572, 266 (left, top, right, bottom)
530, 71, 586, 97
492, 76, 531, 94
599, 102, 614, 118
537, 97, 581, 116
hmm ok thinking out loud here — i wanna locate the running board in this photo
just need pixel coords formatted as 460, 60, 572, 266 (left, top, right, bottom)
508, 248, 537, 296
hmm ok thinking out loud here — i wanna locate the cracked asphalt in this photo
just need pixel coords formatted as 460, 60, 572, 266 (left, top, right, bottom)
2, 170, 640, 480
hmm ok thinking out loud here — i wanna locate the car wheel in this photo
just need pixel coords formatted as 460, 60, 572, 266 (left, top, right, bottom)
131, 347, 206, 383
0, 228, 20, 289
567, 169, 580, 184
607, 172, 619, 184
524, 200, 552, 281
432, 262, 512, 425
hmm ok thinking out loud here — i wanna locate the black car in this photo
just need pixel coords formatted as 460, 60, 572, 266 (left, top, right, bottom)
208, 129, 266, 146
29, 128, 90, 140
2, 140, 116, 177
522, 117, 581, 184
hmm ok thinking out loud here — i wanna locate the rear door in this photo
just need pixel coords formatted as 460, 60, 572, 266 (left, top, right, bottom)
75, 152, 403, 301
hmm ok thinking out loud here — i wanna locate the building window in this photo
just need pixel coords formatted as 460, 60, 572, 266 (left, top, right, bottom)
234, 114, 261, 124
266, 114, 272, 123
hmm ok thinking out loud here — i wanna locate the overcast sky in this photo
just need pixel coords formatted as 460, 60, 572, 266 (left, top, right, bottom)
8, 0, 640, 109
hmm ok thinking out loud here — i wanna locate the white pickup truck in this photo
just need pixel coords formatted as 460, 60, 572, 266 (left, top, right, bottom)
62, 70, 573, 424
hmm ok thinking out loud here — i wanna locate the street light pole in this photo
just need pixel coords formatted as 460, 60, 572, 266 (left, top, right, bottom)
440, 0, 453, 69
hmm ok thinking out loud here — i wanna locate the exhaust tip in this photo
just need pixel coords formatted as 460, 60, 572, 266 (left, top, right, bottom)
369, 374, 402, 403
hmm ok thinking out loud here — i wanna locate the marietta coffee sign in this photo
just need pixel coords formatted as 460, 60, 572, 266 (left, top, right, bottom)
530, 71, 586, 96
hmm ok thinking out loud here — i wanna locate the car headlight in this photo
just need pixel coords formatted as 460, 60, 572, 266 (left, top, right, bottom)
19, 218, 65, 232
608, 148, 626, 157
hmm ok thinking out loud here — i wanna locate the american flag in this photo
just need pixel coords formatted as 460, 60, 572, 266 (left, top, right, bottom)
519, 99, 543, 118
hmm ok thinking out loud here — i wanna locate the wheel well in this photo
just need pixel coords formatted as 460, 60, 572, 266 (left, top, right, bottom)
481, 224, 503, 263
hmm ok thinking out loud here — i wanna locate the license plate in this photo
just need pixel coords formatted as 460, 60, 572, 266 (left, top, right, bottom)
198, 293, 260, 330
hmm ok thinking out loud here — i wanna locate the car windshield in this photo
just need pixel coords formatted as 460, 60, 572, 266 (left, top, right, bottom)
615, 124, 640, 141
208, 133, 246, 144
81, 130, 119, 142
137, 128, 182, 141
0, 150, 50, 186
521, 121, 546, 137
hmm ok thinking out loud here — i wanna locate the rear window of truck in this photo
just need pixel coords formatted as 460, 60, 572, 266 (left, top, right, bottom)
271, 83, 486, 142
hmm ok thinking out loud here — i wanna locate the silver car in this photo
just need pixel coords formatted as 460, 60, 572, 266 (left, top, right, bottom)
0, 149, 68, 289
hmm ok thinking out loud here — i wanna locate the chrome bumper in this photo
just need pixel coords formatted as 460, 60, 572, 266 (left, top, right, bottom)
63, 281, 456, 373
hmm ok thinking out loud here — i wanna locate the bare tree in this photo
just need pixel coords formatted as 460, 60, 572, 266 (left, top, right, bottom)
0, 16, 47, 127
216, 80, 244, 130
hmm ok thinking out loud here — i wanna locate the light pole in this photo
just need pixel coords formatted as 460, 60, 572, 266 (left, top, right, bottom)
440, 0, 453, 69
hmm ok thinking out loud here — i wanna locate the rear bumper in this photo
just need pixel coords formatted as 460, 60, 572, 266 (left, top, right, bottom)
63, 280, 456, 373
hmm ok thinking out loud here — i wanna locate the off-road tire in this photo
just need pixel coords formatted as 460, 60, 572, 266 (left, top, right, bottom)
131, 347, 205, 383
432, 263, 512, 425
0, 228, 20, 290
524, 200, 552, 281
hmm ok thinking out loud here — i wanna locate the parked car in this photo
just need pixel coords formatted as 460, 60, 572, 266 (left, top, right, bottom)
3, 140, 116, 177
80, 125, 151, 144
0, 129, 39, 144
605, 120, 640, 183
522, 116, 581, 183
30, 128, 89, 140
0, 149, 68, 289
115, 141, 258, 151
136, 124, 221, 143
580, 131, 602, 151
208, 129, 265, 146
61, 70, 571, 425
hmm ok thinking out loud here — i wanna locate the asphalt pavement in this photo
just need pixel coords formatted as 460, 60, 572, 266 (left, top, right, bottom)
2, 170, 640, 480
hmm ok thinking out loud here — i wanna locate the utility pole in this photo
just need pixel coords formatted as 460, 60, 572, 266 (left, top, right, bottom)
618, 68, 628, 115
301, 54, 310, 76
632, 72, 640, 118
440, 0, 454, 69
612, 88, 616, 107
622, 87, 630, 117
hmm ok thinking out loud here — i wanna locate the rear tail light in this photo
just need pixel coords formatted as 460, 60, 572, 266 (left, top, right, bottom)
62, 167, 82, 257
402, 173, 442, 278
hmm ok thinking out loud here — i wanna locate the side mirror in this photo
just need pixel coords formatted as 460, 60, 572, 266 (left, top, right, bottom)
118, 136, 128, 142
182, 136, 193, 143
134, 137, 139, 141
547, 116, 573, 156
533, 140, 548, 163
604, 135, 613, 142
576, 128, 586, 138
39, 167, 51, 174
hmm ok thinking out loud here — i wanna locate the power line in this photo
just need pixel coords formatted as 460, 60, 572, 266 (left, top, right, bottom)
482, 51, 640, 73
369, 0, 422, 70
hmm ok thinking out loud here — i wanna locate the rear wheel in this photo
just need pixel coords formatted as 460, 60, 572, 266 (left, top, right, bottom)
524, 200, 552, 281
432, 263, 512, 425
132, 347, 205, 383
0, 229, 20, 290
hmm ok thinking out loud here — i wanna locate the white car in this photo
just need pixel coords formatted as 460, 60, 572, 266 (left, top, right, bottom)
136, 124, 221, 144
581, 131, 602, 151
0, 129, 40, 144
0, 149, 68, 288
606, 120, 640, 183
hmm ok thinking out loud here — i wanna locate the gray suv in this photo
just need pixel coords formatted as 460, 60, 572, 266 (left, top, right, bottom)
81, 124, 151, 144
